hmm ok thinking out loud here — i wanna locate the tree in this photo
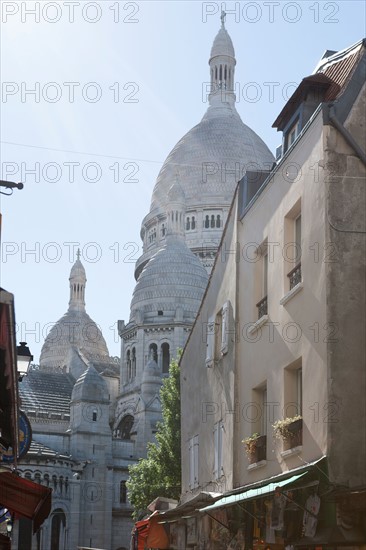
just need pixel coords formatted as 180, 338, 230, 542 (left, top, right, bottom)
127, 352, 181, 519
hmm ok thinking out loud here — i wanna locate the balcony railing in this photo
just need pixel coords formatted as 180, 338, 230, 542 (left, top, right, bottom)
287, 263, 302, 290
256, 296, 268, 319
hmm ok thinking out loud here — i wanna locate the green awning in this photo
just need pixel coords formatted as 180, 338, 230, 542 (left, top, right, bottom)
199, 472, 307, 513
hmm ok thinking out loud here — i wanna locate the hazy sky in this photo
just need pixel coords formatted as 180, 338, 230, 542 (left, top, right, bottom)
1, 0, 365, 361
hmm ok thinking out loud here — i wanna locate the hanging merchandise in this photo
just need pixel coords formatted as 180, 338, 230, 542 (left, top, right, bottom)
271, 487, 287, 531
302, 492, 320, 537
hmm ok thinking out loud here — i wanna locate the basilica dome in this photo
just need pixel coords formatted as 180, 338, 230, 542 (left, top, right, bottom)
130, 181, 209, 324
149, 21, 274, 214
39, 253, 110, 370
150, 105, 274, 212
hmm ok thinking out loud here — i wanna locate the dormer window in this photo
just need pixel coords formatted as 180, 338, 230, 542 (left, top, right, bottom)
287, 119, 300, 149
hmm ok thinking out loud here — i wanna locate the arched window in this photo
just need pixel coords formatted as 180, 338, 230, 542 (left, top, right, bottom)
216, 215, 221, 228
34, 472, 41, 484
120, 480, 127, 503
148, 343, 158, 363
59, 476, 64, 494
118, 415, 134, 440
191, 216, 196, 230
50, 509, 66, 550
52, 475, 57, 491
44, 474, 50, 487
205, 215, 210, 228
131, 347, 136, 378
186, 217, 190, 230
161, 223, 166, 237
161, 343, 170, 374
126, 350, 131, 380
211, 215, 215, 228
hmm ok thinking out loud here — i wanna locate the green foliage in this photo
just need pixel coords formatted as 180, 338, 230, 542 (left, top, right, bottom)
127, 351, 182, 519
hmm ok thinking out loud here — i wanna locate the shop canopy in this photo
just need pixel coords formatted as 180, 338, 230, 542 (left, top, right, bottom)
0, 471, 52, 533
133, 510, 169, 550
199, 472, 307, 513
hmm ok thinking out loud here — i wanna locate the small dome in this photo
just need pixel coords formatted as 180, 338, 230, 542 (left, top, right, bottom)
130, 239, 209, 324
70, 258, 86, 282
39, 310, 109, 369
71, 365, 109, 403
210, 26, 235, 60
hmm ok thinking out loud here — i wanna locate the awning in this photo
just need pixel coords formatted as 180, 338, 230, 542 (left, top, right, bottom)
199, 472, 307, 513
0, 289, 19, 459
0, 472, 52, 533
133, 511, 169, 550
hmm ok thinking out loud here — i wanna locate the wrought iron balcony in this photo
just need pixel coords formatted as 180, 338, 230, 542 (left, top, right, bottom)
287, 263, 302, 290
256, 296, 268, 319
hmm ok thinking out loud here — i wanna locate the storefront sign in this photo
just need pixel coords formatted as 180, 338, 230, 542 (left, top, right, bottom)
1, 411, 32, 462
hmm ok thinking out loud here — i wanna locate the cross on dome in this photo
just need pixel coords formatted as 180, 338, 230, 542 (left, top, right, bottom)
220, 10, 226, 27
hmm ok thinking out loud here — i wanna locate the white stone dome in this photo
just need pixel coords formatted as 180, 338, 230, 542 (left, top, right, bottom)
39, 256, 110, 369
130, 237, 209, 324
210, 25, 235, 59
149, 102, 274, 213
40, 309, 109, 369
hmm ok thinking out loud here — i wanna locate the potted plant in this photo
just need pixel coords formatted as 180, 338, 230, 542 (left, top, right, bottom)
242, 433, 267, 464
272, 415, 303, 450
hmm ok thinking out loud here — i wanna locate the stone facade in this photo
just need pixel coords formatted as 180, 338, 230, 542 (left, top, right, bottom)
14, 19, 277, 550
178, 39, 366, 548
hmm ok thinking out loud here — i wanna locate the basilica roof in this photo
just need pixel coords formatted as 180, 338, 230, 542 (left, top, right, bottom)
148, 23, 274, 215
39, 254, 110, 369
210, 23, 235, 59
19, 369, 74, 416
131, 182, 209, 324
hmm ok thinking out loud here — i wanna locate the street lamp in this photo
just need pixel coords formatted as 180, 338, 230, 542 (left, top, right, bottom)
6, 517, 13, 538
16, 342, 33, 381
0, 179, 24, 196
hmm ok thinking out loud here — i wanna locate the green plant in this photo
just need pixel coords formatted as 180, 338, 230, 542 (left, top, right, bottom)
242, 432, 260, 454
272, 415, 302, 440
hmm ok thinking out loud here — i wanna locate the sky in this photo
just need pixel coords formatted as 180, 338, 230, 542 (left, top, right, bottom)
1, 0, 365, 362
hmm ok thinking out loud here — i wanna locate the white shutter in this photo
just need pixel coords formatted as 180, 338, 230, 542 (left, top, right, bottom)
213, 424, 219, 479
189, 438, 194, 489
205, 318, 215, 368
193, 435, 199, 487
220, 302, 230, 355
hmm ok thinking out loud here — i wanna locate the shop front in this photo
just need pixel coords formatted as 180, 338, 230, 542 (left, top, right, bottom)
198, 460, 366, 549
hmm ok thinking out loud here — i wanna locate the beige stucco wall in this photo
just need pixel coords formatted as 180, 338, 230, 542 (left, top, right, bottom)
180, 191, 239, 502
324, 82, 366, 489
234, 112, 329, 486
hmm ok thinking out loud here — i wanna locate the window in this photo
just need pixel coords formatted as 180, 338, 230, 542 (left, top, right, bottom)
216, 215, 221, 228
261, 386, 268, 436
148, 343, 158, 363
161, 342, 170, 374
288, 214, 302, 289
186, 217, 191, 230
256, 242, 268, 319
204, 215, 210, 229
284, 359, 302, 418
214, 421, 223, 479
286, 119, 300, 150
189, 435, 199, 489
120, 480, 127, 503
191, 216, 196, 230
161, 223, 166, 237
118, 415, 134, 440
284, 201, 302, 293
126, 350, 131, 380
92, 409, 97, 422
131, 347, 136, 378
